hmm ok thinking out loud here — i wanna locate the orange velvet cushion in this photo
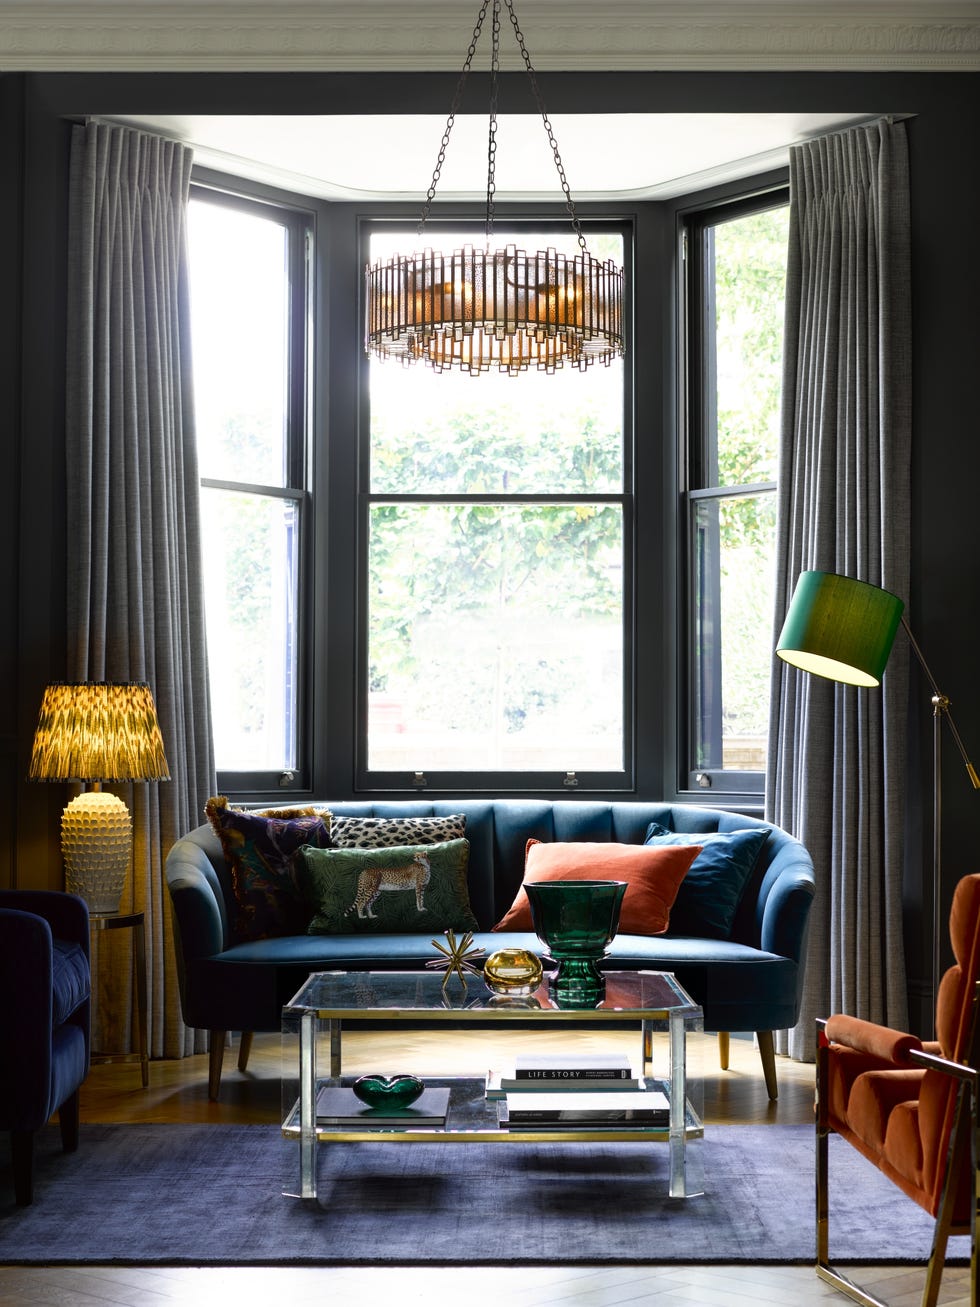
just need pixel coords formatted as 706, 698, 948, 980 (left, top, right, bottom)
493, 839, 701, 936
845, 1068, 925, 1156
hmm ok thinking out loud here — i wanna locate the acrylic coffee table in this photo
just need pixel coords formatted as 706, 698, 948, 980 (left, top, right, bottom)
281, 969, 704, 1201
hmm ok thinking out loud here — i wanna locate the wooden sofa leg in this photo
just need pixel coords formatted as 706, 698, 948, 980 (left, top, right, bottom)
237, 1031, 254, 1073
718, 1031, 730, 1070
208, 1030, 226, 1101
758, 1030, 778, 1100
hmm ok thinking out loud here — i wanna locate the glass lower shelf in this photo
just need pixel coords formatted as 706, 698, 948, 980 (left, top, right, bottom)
282, 1075, 705, 1143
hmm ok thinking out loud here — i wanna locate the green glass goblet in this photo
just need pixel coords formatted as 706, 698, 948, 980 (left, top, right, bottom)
523, 879, 627, 1002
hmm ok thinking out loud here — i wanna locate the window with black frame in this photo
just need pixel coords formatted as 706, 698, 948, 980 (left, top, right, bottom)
187, 186, 312, 790
683, 191, 789, 794
360, 222, 631, 791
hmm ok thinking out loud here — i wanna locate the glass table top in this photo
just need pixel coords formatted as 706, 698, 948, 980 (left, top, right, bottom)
284, 969, 700, 1020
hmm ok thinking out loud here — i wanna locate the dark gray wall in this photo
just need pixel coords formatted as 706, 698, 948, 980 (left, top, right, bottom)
2, 70, 977, 1034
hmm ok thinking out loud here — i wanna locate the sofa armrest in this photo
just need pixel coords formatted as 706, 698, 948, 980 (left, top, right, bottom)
824, 1013, 923, 1063
0, 907, 56, 1111
759, 859, 815, 963
165, 838, 227, 963
0, 889, 89, 952
0, 907, 54, 1027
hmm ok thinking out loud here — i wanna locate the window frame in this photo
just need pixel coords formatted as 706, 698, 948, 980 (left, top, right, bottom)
191, 170, 790, 809
678, 184, 790, 799
354, 213, 636, 795
189, 178, 315, 795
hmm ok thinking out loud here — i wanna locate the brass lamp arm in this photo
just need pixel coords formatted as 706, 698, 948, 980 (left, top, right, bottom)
902, 615, 980, 790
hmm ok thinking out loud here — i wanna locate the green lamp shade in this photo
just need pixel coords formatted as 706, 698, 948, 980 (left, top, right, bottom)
775, 571, 904, 687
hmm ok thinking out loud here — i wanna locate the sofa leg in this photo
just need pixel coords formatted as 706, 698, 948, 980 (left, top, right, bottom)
757, 1030, 778, 1100
238, 1031, 254, 1073
11, 1129, 34, 1206
718, 1031, 730, 1070
208, 1030, 226, 1101
59, 1089, 80, 1153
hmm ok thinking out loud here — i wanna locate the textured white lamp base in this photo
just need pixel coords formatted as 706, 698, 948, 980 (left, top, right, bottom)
61, 791, 132, 914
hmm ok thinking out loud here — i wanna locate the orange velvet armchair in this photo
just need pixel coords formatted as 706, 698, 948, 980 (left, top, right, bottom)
816, 873, 980, 1307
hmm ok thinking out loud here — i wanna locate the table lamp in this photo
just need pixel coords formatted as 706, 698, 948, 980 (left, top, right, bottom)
28, 681, 170, 914
776, 570, 979, 1011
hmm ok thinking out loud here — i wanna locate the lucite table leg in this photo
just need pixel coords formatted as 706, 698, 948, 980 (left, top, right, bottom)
667, 1009, 704, 1198
667, 1009, 688, 1197
299, 1009, 317, 1199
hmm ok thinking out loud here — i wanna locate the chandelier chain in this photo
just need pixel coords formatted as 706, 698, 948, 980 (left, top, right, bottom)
417, 0, 586, 253
503, 0, 587, 252
485, 0, 501, 241
417, 0, 491, 236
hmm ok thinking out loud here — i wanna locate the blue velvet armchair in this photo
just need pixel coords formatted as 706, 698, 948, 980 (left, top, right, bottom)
0, 890, 91, 1205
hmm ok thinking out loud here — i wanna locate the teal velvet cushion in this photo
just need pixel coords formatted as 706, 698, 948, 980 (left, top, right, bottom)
643, 822, 770, 939
299, 838, 479, 935
206, 797, 332, 942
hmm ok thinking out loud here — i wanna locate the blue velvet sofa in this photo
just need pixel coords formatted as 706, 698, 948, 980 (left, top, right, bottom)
165, 800, 815, 1101
0, 890, 91, 1205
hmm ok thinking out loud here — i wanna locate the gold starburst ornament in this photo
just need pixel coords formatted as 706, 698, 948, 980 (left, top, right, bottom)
427, 929, 485, 990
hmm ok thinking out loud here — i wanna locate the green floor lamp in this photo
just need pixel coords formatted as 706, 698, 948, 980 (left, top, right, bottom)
775, 570, 979, 1014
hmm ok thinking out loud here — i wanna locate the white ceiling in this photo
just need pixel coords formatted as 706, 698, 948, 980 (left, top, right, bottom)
114, 111, 879, 202
6, 1, 964, 201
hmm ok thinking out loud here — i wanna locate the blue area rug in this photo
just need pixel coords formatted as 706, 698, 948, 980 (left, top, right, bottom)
0, 1122, 967, 1265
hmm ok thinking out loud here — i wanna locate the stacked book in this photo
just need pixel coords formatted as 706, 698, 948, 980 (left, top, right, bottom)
491, 1053, 671, 1129
486, 1051, 642, 1098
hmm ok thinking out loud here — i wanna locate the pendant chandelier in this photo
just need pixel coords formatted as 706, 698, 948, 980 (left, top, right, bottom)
364, 0, 625, 376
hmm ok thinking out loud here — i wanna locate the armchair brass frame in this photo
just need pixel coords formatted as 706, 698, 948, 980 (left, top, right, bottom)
815, 993, 980, 1307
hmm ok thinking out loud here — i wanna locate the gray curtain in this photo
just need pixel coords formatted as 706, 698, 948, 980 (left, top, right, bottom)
767, 120, 912, 1061
66, 121, 215, 1059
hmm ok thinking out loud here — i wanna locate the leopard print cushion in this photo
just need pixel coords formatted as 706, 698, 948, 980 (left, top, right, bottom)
329, 814, 466, 849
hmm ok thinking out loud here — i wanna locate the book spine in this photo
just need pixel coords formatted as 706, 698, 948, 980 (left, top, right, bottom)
505, 1110, 664, 1123
499, 1079, 640, 1091
501, 1118, 669, 1130
515, 1068, 630, 1080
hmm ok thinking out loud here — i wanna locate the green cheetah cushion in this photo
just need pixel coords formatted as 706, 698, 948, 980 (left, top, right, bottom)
297, 838, 479, 935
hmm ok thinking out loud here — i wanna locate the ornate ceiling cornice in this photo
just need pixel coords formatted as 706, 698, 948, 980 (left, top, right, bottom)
0, 1, 978, 72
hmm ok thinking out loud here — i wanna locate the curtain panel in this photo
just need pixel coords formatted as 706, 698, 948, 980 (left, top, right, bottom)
65, 121, 215, 1059
767, 120, 912, 1061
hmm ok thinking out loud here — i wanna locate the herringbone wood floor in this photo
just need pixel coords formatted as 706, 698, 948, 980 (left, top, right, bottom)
0, 1029, 972, 1305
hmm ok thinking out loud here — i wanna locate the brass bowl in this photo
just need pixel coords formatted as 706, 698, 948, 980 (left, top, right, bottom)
484, 947, 544, 996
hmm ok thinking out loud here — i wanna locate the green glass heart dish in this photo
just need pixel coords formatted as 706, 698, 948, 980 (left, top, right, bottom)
524, 879, 627, 1001
352, 1073, 425, 1109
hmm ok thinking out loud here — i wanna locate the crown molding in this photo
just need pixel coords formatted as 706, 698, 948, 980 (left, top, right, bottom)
1, 2, 979, 72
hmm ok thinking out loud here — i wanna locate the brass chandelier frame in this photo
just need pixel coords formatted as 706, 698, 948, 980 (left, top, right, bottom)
363, 0, 625, 376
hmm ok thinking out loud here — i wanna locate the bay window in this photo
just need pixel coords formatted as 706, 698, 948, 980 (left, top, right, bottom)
186, 172, 788, 804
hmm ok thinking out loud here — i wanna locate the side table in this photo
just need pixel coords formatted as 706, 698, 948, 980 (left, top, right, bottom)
89, 910, 149, 1088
